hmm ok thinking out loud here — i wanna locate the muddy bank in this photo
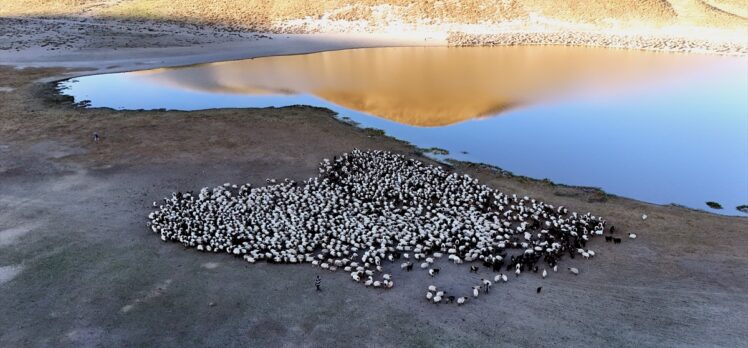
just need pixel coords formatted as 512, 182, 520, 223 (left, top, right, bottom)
1, 65, 747, 346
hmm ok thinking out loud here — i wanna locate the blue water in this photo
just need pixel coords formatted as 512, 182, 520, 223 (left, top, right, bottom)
59, 47, 748, 215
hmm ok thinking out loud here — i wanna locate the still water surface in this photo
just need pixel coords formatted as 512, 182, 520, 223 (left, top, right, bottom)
59, 46, 748, 215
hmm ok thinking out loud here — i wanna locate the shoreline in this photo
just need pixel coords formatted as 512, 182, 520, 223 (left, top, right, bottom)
40, 39, 746, 217
1, 15, 747, 346
0, 16, 444, 75
2, 16, 746, 79
40, 74, 748, 218
1, 62, 747, 346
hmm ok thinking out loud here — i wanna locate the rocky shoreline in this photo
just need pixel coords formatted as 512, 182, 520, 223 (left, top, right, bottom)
448, 31, 747, 56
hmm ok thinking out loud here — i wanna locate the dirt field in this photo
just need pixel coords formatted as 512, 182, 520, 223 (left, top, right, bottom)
1, 61, 747, 347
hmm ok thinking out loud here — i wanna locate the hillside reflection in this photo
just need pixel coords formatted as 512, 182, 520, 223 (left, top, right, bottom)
133, 46, 696, 126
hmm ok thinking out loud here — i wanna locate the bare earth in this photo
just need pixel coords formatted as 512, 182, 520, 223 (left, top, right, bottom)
0, 16, 442, 74
0, 18, 747, 348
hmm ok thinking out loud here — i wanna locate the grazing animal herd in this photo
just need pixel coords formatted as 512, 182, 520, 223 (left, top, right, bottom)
148, 149, 632, 305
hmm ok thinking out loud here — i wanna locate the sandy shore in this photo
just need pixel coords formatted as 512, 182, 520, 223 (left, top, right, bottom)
0, 16, 443, 76
1, 16, 747, 347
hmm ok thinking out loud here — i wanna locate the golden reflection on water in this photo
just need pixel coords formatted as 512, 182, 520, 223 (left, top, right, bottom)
134, 46, 707, 127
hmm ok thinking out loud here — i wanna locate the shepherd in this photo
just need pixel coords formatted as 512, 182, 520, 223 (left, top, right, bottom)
315, 275, 321, 291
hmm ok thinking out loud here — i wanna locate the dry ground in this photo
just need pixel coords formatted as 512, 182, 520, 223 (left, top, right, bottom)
2, 0, 745, 30
0, 16, 437, 73
1, 1, 745, 68
0, 65, 747, 347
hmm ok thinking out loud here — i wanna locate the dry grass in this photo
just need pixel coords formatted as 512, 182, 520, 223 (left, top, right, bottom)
0, 0, 91, 16
0, 0, 745, 31
521, 0, 677, 24
683, 0, 747, 27
702, 0, 748, 18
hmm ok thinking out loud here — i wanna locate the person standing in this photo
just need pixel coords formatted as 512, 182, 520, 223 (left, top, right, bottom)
315, 275, 321, 291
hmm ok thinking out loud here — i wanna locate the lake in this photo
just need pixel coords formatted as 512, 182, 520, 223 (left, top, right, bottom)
58, 46, 748, 215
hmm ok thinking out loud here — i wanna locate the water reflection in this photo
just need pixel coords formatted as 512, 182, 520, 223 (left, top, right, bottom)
60, 46, 748, 215
132, 46, 700, 126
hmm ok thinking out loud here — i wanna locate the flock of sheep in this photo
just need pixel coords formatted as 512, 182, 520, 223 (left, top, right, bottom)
148, 149, 631, 304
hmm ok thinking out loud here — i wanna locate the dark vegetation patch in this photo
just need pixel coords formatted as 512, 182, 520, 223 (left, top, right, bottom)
587, 191, 609, 203
553, 187, 580, 197
706, 201, 723, 209
421, 147, 450, 155
340, 116, 360, 127
362, 127, 385, 136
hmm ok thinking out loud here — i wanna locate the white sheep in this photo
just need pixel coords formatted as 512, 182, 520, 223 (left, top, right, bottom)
482, 279, 492, 292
